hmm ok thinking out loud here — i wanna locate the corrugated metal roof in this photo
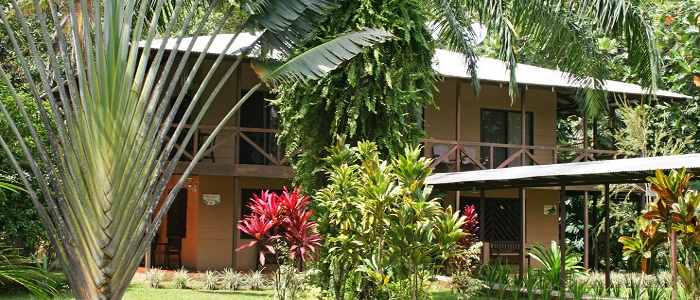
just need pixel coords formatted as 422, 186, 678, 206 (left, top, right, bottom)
425, 154, 700, 190
141, 34, 690, 99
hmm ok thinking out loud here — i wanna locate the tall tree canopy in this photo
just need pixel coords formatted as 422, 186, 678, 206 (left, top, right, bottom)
274, 0, 436, 190
275, 0, 662, 191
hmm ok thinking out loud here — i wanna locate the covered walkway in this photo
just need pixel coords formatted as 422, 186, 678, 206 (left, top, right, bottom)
426, 153, 700, 292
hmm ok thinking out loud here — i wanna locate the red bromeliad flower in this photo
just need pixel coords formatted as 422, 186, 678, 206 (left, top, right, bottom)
236, 188, 322, 268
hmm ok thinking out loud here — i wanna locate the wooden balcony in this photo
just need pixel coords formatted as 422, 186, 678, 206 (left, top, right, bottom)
423, 138, 627, 173
169, 123, 293, 178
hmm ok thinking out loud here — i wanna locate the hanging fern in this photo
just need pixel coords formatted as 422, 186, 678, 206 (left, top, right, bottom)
273, 0, 438, 191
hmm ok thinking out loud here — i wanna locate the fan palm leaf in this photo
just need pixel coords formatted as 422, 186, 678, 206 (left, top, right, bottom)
0, 0, 391, 298
435, 0, 661, 116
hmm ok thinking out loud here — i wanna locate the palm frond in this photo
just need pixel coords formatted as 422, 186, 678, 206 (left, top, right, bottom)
426, 0, 481, 93
257, 29, 394, 86
246, 0, 340, 55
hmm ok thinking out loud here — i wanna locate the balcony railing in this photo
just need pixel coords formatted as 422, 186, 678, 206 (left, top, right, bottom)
423, 138, 627, 172
167, 123, 289, 167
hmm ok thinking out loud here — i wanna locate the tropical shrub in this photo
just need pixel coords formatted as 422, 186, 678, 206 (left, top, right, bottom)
644, 168, 694, 298
245, 269, 266, 290
237, 188, 322, 269
145, 268, 163, 289
314, 141, 465, 300
273, 265, 314, 300
203, 270, 219, 290
173, 268, 189, 289
451, 271, 484, 299
220, 268, 244, 291
528, 241, 584, 291
461, 205, 480, 247
0, 244, 59, 298
618, 216, 665, 273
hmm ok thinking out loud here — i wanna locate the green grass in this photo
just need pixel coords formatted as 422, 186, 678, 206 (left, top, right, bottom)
1, 286, 459, 299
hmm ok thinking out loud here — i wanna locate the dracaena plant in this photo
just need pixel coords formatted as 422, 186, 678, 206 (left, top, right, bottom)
645, 168, 692, 299
237, 188, 322, 270
0, 0, 391, 298
461, 204, 480, 247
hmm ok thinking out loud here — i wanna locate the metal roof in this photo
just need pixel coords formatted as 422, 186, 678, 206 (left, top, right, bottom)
425, 153, 700, 190
142, 33, 690, 99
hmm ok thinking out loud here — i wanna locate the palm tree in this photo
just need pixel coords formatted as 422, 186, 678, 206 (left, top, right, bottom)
0, 0, 392, 298
428, 0, 659, 115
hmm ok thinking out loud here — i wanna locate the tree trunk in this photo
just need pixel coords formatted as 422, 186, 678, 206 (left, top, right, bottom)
671, 230, 678, 300
640, 258, 648, 274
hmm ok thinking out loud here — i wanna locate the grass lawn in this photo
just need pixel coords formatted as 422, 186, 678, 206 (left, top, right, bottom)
1, 285, 460, 300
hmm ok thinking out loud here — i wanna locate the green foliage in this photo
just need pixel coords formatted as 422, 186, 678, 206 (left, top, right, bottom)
220, 268, 244, 291
0, 244, 59, 299
451, 271, 483, 299
272, 265, 313, 300
245, 269, 266, 291
145, 268, 163, 289
614, 102, 691, 157
314, 141, 464, 300
618, 216, 665, 272
0, 82, 48, 253
274, 0, 437, 191
173, 268, 190, 289
203, 270, 219, 290
528, 241, 584, 291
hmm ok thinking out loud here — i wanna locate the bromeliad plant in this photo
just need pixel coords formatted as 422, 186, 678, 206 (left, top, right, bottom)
237, 188, 322, 269
0, 0, 391, 299
528, 241, 584, 291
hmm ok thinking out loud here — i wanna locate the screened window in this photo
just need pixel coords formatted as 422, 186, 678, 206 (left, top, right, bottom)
480, 109, 534, 167
238, 90, 280, 165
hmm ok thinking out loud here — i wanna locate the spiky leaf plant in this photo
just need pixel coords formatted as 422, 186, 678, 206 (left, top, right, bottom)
0, 0, 392, 299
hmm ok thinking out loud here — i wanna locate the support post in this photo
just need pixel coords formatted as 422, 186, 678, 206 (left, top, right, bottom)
582, 114, 589, 161
519, 187, 526, 279
145, 244, 151, 270
480, 187, 487, 264
604, 184, 611, 289
591, 193, 598, 271
521, 88, 527, 166
559, 186, 567, 294
583, 191, 589, 270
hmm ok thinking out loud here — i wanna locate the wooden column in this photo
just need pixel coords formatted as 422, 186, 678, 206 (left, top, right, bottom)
480, 187, 487, 264
582, 114, 589, 161
519, 187, 526, 278
521, 86, 527, 166
604, 184, 611, 288
455, 82, 461, 207
583, 191, 589, 270
591, 193, 598, 271
559, 186, 567, 294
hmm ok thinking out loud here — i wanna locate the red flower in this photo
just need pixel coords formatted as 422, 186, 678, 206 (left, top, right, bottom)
461, 205, 480, 246
236, 188, 322, 268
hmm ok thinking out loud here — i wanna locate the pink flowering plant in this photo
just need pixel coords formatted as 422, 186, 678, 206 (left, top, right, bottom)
236, 188, 322, 270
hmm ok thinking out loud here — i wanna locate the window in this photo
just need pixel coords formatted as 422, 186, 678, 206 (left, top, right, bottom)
480, 109, 534, 167
166, 189, 188, 238
239, 90, 280, 165
239, 189, 282, 239
460, 197, 521, 243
